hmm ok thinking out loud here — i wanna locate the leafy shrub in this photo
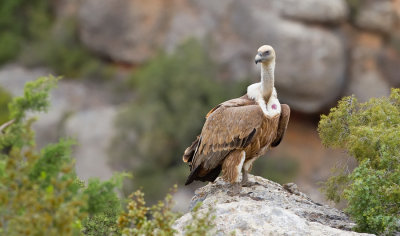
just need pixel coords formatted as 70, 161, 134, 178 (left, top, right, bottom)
0, 76, 123, 235
0, 76, 86, 235
0, 86, 11, 124
118, 186, 216, 236
0, 0, 112, 79
21, 19, 114, 79
82, 173, 129, 236
0, 0, 52, 64
0, 76, 217, 235
118, 186, 179, 235
318, 89, 400, 235
111, 39, 247, 201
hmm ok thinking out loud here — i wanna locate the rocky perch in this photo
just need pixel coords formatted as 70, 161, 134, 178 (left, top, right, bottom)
174, 175, 373, 236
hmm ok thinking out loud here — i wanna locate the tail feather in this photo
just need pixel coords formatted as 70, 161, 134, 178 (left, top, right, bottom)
183, 136, 200, 163
185, 165, 221, 185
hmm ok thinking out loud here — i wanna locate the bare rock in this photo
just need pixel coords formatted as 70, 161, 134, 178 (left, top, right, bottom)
174, 175, 373, 236
0, 64, 50, 96
243, 9, 346, 112
378, 47, 400, 87
279, 0, 348, 23
77, 0, 346, 112
54, 0, 81, 18
355, 0, 396, 34
344, 33, 391, 101
78, 0, 169, 63
64, 107, 116, 181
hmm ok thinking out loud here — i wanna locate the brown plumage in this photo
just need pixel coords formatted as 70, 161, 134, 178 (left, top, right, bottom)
183, 45, 290, 189
183, 95, 290, 185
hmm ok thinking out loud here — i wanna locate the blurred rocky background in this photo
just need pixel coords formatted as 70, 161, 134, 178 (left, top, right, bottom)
0, 0, 399, 209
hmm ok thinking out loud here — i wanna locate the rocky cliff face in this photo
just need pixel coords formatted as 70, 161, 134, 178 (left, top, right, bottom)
75, 0, 400, 113
174, 175, 373, 236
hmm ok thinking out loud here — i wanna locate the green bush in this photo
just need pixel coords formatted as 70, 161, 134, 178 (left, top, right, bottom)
0, 0, 112, 79
318, 89, 400, 235
21, 19, 114, 79
0, 0, 52, 64
0, 76, 123, 235
0, 76, 217, 235
111, 39, 247, 202
118, 187, 215, 236
0, 86, 11, 124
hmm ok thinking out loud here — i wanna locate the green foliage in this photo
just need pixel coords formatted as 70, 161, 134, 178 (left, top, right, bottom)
112, 39, 247, 201
0, 86, 11, 124
21, 19, 114, 79
9, 76, 58, 122
118, 187, 216, 236
183, 203, 216, 236
0, 76, 123, 235
0, 76, 217, 235
82, 173, 129, 236
318, 89, 400, 235
118, 186, 180, 235
0, 0, 52, 64
0, 0, 112, 79
0, 76, 85, 235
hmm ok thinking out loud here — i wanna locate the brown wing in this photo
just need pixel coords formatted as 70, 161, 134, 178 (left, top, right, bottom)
185, 97, 264, 185
271, 104, 290, 147
182, 95, 254, 164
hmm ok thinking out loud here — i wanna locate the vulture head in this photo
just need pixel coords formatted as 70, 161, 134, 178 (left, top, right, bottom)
255, 45, 275, 65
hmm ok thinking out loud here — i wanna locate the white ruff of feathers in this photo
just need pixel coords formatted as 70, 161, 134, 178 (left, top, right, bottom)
247, 60, 281, 117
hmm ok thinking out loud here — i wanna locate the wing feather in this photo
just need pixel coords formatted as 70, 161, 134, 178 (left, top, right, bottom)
184, 95, 269, 185
191, 103, 264, 171
271, 104, 290, 147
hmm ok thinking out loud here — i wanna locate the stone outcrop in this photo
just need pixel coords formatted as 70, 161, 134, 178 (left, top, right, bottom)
77, 0, 349, 113
354, 0, 396, 34
279, 0, 348, 23
174, 175, 373, 236
76, 0, 400, 113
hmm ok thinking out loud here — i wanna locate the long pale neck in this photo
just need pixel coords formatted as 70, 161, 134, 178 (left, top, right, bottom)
260, 60, 275, 99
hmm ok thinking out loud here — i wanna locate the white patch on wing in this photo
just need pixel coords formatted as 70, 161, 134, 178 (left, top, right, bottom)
235, 151, 246, 182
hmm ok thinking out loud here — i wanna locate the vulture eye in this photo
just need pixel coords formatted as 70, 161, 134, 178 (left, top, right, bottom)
264, 51, 270, 56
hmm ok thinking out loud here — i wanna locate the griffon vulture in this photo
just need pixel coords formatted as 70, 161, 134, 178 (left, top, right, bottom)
183, 45, 290, 194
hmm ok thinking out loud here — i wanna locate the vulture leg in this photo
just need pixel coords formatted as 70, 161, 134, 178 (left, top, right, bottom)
241, 159, 258, 187
223, 150, 246, 196
241, 169, 250, 186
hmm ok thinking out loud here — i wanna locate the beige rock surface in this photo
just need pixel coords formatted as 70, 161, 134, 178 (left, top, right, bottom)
174, 175, 373, 236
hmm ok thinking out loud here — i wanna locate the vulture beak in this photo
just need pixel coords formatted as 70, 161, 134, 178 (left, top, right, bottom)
255, 54, 262, 64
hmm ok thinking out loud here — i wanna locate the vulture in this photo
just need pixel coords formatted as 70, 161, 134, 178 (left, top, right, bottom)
183, 45, 290, 194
